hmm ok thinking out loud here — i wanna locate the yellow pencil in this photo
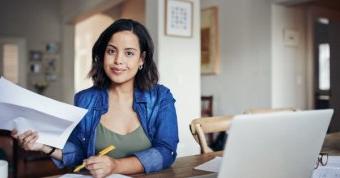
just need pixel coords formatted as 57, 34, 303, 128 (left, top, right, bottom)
73, 145, 115, 172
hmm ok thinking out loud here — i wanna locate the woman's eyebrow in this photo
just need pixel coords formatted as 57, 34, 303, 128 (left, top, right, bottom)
106, 44, 136, 51
106, 44, 116, 48
125, 48, 137, 51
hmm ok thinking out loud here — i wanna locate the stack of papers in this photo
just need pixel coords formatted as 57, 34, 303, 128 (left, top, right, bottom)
0, 77, 87, 149
59, 174, 131, 178
194, 157, 222, 173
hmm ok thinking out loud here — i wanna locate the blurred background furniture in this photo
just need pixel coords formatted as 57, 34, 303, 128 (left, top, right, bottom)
201, 95, 213, 117
190, 115, 234, 154
0, 130, 16, 178
0, 129, 70, 178
200, 96, 215, 145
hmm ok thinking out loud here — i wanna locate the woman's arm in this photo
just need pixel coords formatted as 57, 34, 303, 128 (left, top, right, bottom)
133, 89, 179, 173
41, 145, 62, 160
12, 127, 86, 168
85, 155, 144, 177
12, 91, 90, 168
11, 130, 62, 160
50, 125, 85, 168
113, 156, 144, 174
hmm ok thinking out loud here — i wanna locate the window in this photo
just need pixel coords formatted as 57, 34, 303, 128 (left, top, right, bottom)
3, 44, 19, 83
318, 43, 330, 91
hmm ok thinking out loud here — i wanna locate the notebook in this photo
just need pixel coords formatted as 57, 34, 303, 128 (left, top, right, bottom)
192, 109, 334, 178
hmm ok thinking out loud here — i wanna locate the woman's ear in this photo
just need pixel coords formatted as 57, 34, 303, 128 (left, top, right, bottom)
140, 51, 146, 65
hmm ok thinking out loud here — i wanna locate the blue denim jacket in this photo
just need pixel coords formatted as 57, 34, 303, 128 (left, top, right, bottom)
52, 84, 179, 173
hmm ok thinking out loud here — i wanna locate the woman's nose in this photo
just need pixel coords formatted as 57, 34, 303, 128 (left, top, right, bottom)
114, 53, 124, 65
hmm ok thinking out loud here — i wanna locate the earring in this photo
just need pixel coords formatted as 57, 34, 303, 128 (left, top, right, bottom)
139, 65, 143, 70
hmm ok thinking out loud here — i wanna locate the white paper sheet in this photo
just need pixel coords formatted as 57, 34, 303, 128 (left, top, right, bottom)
312, 156, 340, 178
0, 77, 87, 149
58, 173, 131, 178
194, 157, 222, 173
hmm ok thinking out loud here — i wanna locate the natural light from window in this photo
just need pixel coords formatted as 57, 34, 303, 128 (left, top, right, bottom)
3, 44, 19, 83
318, 43, 330, 91
74, 14, 113, 92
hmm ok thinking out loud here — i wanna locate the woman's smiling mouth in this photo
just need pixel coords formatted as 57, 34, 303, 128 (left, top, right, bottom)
110, 66, 127, 75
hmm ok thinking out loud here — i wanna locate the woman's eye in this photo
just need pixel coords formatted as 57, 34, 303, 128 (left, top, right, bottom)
126, 51, 134, 56
107, 49, 116, 55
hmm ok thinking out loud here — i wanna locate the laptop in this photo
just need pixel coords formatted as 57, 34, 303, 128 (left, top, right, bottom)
192, 109, 334, 178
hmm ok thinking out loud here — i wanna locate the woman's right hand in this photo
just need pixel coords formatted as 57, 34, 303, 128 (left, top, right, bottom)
11, 129, 44, 152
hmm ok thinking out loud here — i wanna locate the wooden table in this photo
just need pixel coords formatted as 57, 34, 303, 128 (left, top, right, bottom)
133, 151, 222, 178
45, 151, 222, 178
321, 132, 340, 155
46, 132, 340, 178
138, 132, 340, 178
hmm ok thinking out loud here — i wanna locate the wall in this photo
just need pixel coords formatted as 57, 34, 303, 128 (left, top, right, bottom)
273, 0, 313, 5
61, 0, 123, 24
145, 0, 201, 156
271, 4, 307, 110
0, 0, 62, 100
201, 0, 272, 115
121, 0, 145, 24
103, 0, 145, 24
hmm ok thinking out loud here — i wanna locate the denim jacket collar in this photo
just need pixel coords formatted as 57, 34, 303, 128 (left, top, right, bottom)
97, 87, 147, 111
134, 87, 147, 103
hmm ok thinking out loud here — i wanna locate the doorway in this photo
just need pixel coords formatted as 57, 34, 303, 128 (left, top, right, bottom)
314, 18, 330, 110
0, 37, 27, 86
313, 15, 340, 132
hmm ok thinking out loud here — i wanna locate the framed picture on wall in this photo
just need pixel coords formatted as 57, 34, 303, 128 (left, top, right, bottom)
201, 6, 220, 75
29, 50, 43, 61
165, 0, 193, 37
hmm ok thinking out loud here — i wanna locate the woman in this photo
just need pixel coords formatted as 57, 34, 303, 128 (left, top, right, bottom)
12, 19, 179, 178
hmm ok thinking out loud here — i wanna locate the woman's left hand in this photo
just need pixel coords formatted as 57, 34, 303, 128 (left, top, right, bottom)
84, 155, 118, 178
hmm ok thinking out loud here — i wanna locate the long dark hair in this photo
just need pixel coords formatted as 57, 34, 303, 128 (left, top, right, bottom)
88, 19, 158, 90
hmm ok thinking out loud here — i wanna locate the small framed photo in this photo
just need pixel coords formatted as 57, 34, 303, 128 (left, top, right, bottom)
30, 63, 41, 73
46, 42, 59, 53
165, 0, 193, 37
30, 51, 43, 61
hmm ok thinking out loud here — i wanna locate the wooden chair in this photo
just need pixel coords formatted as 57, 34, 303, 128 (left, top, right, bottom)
189, 115, 234, 154
0, 130, 17, 178
243, 107, 297, 114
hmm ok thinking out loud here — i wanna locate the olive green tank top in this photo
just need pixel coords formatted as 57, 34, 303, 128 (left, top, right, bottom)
95, 123, 152, 159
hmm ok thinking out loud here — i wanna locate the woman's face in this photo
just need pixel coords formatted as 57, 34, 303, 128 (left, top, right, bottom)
103, 30, 144, 86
